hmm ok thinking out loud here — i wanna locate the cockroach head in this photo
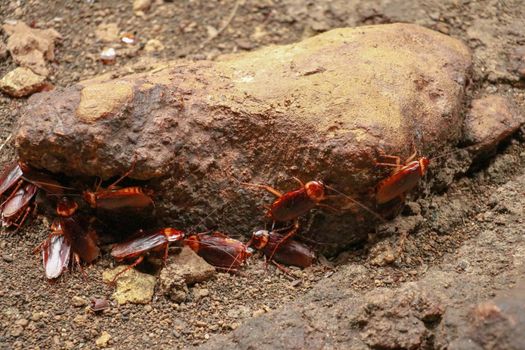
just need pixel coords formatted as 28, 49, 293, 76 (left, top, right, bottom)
184, 235, 200, 252
165, 228, 185, 242
305, 180, 325, 202
251, 230, 269, 249
56, 197, 78, 217
419, 157, 430, 176
83, 191, 97, 208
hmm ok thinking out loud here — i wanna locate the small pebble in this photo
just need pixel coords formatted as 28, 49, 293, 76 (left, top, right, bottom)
2, 254, 13, 263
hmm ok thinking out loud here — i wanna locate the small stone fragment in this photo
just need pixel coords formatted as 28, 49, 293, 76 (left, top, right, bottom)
160, 272, 188, 303
2, 254, 13, 262
90, 298, 110, 312
2, 21, 61, 76
0, 41, 7, 59
15, 318, 29, 327
192, 287, 210, 301
464, 95, 524, 154
10, 325, 23, 337
0, 67, 49, 97
95, 23, 120, 43
144, 39, 164, 53
100, 47, 116, 65
95, 331, 111, 348
102, 266, 156, 305
133, 0, 152, 13
72, 296, 87, 307
162, 247, 216, 285
73, 314, 88, 325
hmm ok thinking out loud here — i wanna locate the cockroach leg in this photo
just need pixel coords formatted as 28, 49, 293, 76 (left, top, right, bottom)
241, 182, 283, 198
271, 260, 292, 276
110, 255, 144, 284
107, 156, 138, 190
291, 177, 305, 187
266, 219, 300, 265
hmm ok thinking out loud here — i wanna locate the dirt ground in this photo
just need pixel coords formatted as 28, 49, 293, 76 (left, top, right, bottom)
0, 0, 524, 349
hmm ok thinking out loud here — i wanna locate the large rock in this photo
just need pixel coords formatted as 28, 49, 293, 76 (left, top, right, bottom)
16, 24, 472, 246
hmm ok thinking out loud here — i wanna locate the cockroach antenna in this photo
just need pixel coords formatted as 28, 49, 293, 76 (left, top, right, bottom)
0, 134, 12, 153
324, 184, 386, 223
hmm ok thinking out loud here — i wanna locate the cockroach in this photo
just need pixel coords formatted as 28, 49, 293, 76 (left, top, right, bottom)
242, 178, 381, 262
184, 232, 252, 272
40, 220, 71, 279
110, 228, 185, 282
58, 198, 99, 264
38, 198, 100, 279
0, 161, 67, 229
375, 151, 430, 204
0, 161, 23, 197
1, 182, 38, 228
83, 161, 153, 212
82, 167, 154, 235
249, 230, 315, 268
83, 186, 153, 212
243, 178, 326, 223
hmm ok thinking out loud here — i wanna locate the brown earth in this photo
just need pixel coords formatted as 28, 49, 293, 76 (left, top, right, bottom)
0, 1, 524, 350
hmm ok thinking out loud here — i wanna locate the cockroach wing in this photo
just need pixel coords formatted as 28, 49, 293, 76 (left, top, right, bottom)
194, 236, 247, 269
269, 189, 317, 222
376, 161, 422, 204
43, 235, 71, 279
111, 232, 168, 260
265, 233, 315, 268
61, 216, 100, 263
1, 183, 37, 218
96, 192, 153, 211
21, 170, 65, 195
0, 162, 22, 197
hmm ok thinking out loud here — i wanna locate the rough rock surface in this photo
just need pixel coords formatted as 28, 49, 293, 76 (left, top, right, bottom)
16, 24, 472, 245
0, 67, 49, 97
95, 23, 120, 43
464, 95, 524, 153
2, 21, 61, 77
200, 172, 525, 350
102, 266, 156, 305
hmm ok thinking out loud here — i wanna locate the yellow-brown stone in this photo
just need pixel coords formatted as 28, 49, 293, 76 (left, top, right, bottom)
76, 81, 133, 123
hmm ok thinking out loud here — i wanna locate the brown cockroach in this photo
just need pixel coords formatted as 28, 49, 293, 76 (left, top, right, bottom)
243, 178, 327, 223
241, 179, 326, 259
83, 186, 153, 212
82, 168, 154, 236
83, 161, 153, 212
0, 161, 23, 197
375, 151, 430, 204
249, 230, 315, 268
0, 161, 67, 229
242, 178, 381, 262
1, 182, 38, 228
38, 197, 99, 280
110, 230, 252, 281
184, 232, 253, 272
39, 220, 72, 279
56, 197, 99, 264
110, 228, 185, 282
